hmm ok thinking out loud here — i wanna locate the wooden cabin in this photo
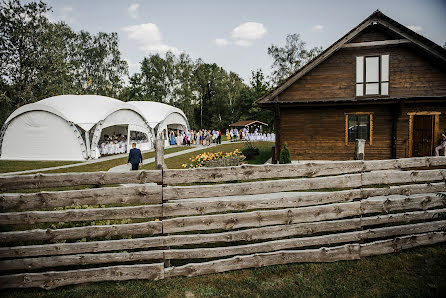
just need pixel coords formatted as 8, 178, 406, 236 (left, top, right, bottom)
258, 10, 446, 161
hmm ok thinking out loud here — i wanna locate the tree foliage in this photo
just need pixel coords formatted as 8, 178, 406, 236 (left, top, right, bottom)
0, 0, 128, 126
267, 33, 323, 84
1, 0, 322, 134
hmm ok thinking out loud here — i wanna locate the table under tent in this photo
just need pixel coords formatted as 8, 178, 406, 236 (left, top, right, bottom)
0, 95, 188, 161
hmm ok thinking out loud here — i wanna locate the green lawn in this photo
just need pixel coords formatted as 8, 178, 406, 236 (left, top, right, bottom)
2, 243, 445, 297
41, 146, 190, 174
142, 141, 274, 170
0, 160, 80, 173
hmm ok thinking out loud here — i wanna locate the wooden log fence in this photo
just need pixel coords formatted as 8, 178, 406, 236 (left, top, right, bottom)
0, 156, 446, 289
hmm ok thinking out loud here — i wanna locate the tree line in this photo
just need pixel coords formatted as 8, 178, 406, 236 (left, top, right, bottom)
0, 0, 322, 130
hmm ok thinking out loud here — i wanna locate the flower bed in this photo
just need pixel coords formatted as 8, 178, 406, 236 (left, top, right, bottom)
182, 149, 245, 168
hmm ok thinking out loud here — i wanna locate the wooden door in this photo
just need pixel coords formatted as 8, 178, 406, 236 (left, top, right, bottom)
412, 115, 434, 157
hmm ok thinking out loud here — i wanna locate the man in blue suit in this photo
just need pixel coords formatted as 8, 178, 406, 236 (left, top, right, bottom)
128, 142, 143, 170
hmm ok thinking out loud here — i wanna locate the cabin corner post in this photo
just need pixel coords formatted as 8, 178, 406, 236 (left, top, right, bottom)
274, 103, 281, 163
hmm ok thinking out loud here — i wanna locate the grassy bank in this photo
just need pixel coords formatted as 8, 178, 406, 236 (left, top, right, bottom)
39, 147, 190, 174
142, 141, 274, 170
2, 243, 445, 297
0, 160, 80, 173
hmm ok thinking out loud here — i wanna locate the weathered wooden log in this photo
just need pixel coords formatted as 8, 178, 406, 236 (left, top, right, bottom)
163, 193, 445, 234
163, 220, 445, 260
0, 204, 162, 225
164, 174, 363, 200
361, 169, 446, 186
154, 139, 166, 170
0, 170, 162, 191
0, 250, 163, 272
359, 182, 446, 197
163, 157, 446, 184
1, 208, 444, 259
0, 184, 162, 211
164, 169, 446, 200
360, 193, 445, 214
163, 202, 361, 233
165, 244, 360, 278
0, 221, 162, 243
360, 232, 446, 257
163, 189, 361, 217
0, 263, 164, 290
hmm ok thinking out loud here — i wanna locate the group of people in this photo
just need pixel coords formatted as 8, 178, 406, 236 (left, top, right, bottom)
167, 128, 275, 147
226, 128, 275, 142
99, 135, 128, 155
169, 130, 222, 146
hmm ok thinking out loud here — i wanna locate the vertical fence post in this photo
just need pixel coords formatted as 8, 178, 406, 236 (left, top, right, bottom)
155, 139, 165, 169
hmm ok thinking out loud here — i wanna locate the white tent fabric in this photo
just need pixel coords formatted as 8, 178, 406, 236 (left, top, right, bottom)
127, 101, 189, 137
0, 95, 188, 161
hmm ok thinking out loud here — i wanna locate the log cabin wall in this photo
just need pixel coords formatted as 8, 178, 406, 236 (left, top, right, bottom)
278, 44, 446, 103
279, 105, 394, 161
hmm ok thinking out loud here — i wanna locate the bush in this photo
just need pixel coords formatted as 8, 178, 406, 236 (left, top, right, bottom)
279, 143, 291, 164
242, 147, 260, 160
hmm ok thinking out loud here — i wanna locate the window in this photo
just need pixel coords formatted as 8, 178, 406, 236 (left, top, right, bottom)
356, 55, 389, 96
345, 113, 373, 144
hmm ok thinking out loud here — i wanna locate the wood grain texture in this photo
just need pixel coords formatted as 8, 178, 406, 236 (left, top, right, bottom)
165, 244, 360, 278
0, 170, 162, 191
0, 263, 164, 289
163, 157, 446, 184
0, 250, 163, 272
1, 208, 444, 259
0, 221, 162, 243
0, 204, 162, 225
0, 184, 162, 211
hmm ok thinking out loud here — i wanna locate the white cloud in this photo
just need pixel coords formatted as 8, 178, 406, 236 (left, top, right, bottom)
312, 24, 324, 32
234, 40, 252, 47
407, 25, 422, 32
128, 3, 140, 19
215, 38, 230, 46
122, 23, 179, 54
231, 22, 267, 41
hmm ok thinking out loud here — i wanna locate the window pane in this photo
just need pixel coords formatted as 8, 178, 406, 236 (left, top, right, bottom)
365, 57, 379, 82
348, 114, 370, 142
356, 84, 363, 96
381, 82, 389, 95
365, 83, 379, 95
381, 55, 389, 81
356, 56, 364, 83
348, 115, 358, 142
357, 115, 370, 141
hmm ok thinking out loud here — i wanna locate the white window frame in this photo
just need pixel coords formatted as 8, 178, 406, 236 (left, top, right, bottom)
356, 54, 389, 97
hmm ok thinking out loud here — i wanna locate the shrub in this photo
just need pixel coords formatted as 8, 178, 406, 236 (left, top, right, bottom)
242, 147, 260, 160
279, 143, 291, 164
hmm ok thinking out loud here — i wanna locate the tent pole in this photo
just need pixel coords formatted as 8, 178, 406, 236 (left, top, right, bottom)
85, 130, 91, 159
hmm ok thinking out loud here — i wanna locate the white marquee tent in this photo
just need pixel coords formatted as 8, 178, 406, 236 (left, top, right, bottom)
0, 95, 189, 161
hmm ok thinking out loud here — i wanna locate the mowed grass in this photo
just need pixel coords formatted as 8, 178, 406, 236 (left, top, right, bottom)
142, 141, 274, 170
0, 160, 80, 173
40, 146, 190, 174
2, 243, 445, 297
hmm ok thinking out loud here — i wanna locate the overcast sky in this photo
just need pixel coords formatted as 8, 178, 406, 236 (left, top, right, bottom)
43, 0, 446, 83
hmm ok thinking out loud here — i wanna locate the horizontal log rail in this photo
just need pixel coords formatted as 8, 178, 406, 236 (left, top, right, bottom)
1, 157, 445, 191
1, 207, 445, 259
164, 169, 446, 200
163, 156, 446, 184
2, 220, 443, 272
0, 184, 162, 211
0, 170, 162, 191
